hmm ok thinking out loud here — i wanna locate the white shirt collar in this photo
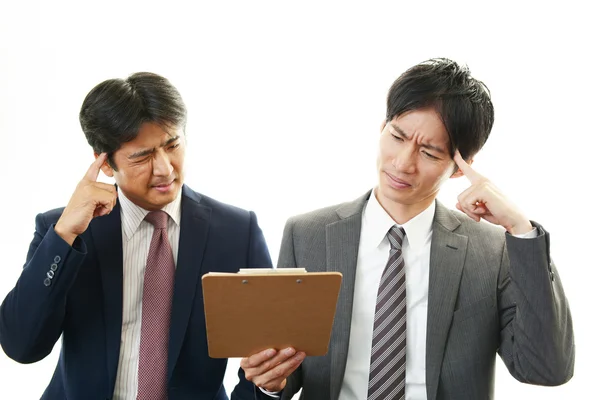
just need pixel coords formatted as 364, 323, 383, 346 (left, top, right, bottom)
362, 188, 436, 251
118, 186, 182, 241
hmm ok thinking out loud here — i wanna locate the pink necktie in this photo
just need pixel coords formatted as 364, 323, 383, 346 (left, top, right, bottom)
137, 211, 175, 400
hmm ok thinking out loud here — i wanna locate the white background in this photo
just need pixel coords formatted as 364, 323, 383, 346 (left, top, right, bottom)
1, 0, 597, 398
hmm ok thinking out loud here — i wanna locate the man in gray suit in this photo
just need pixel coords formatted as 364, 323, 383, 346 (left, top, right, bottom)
240, 58, 574, 400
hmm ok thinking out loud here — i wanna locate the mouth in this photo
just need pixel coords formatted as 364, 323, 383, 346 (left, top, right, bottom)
384, 172, 412, 189
151, 179, 176, 193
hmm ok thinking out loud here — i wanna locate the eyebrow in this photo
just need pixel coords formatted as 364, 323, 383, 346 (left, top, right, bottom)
389, 123, 446, 154
128, 135, 180, 159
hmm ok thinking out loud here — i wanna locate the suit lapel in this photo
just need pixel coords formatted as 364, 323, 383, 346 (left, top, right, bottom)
168, 185, 212, 380
425, 201, 468, 400
327, 191, 370, 400
89, 201, 124, 393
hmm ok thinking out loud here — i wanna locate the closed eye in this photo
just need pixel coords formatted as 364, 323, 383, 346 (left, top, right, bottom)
423, 150, 440, 160
134, 155, 153, 163
391, 134, 404, 142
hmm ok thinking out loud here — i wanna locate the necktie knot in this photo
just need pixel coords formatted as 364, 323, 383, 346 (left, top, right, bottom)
387, 226, 405, 250
145, 210, 169, 230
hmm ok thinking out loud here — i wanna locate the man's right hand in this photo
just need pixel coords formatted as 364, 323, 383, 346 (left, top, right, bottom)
241, 347, 305, 393
54, 153, 117, 245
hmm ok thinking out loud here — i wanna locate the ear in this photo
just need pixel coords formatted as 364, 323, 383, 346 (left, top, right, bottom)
94, 152, 115, 178
449, 157, 474, 179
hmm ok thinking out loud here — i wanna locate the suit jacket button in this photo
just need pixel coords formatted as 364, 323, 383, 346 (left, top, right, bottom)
47, 271, 55, 279
54, 255, 61, 263
43, 278, 51, 287
50, 263, 58, 271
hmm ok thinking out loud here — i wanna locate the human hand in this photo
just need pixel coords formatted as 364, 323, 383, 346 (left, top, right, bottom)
453, 151, 533, 235
55, 153, 117, 245
240, 347, 305, 393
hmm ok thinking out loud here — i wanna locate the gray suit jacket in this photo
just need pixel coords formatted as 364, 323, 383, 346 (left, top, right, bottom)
277, 191, 574, 400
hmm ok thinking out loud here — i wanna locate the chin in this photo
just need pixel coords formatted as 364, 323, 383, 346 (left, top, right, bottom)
383, 185, 414, 202
155, 192, 177, 204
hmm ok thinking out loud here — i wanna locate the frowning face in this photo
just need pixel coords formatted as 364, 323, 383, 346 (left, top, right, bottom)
376, 108, 459, 218
101, 122, 185, 210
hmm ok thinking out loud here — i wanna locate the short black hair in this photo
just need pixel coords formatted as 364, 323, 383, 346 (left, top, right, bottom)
386, 58, 494, 160
79, 72, 187, 169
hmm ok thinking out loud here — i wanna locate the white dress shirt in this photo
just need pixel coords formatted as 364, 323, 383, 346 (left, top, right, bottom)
340, 189, 434, 400
112, 188, 182, 400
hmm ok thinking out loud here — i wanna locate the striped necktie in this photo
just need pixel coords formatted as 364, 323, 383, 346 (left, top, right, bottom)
367, 226, 407, 400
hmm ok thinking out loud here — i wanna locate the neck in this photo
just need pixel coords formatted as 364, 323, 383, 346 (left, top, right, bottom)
374, 187, 436, 225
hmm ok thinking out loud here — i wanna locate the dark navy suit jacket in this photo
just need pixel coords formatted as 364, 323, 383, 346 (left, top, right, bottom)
0, 185, 273, 399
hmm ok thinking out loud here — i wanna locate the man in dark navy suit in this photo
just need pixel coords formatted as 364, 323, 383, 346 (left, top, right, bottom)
0, 72, 273, 399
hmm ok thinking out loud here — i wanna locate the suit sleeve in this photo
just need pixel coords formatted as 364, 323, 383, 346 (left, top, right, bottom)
231, 211, 278, 400
497, 222, 575, 385
0, 213, 87, 363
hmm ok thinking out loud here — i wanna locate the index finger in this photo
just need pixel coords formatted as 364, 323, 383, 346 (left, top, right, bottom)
84, 153, 108, 182
453, 150, 483, 183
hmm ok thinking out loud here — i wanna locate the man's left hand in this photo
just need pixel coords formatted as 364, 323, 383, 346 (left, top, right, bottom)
453, 151, 533, 235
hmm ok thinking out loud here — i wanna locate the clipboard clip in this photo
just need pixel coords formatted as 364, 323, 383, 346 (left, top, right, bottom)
242, 279, 303, 283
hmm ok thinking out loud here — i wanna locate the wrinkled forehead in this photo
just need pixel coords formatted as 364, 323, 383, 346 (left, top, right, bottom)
390, 109, 451, 148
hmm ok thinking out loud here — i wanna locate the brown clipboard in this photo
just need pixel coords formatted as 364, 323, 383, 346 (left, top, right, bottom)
201, 271, 342, 358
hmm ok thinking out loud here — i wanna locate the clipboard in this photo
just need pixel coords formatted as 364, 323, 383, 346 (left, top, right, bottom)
202, 270, 342, 358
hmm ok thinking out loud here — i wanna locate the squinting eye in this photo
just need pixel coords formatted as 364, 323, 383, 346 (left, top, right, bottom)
134, 155, 152, 162
423, 151, 439, 160
169, 143, 180, 150
392, 134, 404, 141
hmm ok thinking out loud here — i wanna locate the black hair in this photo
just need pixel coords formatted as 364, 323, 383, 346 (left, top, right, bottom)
79, 72, 187, 170
386, 58, 494, 160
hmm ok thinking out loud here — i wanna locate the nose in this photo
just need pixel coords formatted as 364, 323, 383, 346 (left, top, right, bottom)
153, 149, 174, 177
391, 145, 417, 174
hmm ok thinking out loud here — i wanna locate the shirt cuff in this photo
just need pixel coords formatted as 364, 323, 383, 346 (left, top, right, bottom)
511, 227, 538, 239
259, 387, 281, 398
